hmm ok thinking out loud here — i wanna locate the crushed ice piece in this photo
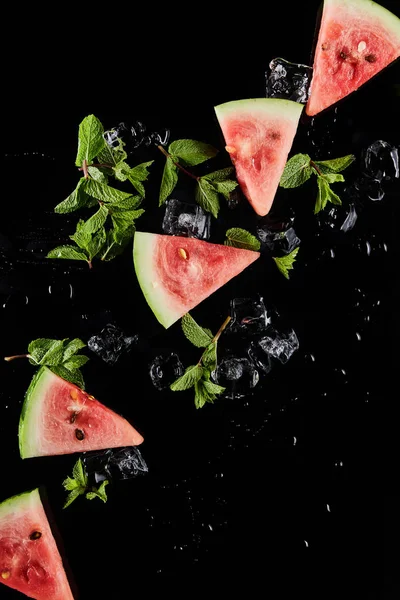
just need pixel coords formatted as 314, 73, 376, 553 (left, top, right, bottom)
258, 328, 299, 364
82, 446, 148, 485
266, 57, 312, 103
317, 203, 358, 233
354, 177, 385, 202
229, 296, 273, 334
247, 341, 272, 374
162, 198, 211, 240
87, 323, 138, 365
257, 225, 301, 255
212, 357, 259, 399
362, 140, 399, 182
149, 352, 184, 390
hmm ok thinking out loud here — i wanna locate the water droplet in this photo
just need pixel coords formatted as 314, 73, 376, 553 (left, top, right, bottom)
208, 524, 213, 531
330, 248, 335, 259
366, 241, 371, 256
48, 285, 52, 294
304, 540, 309, 548
293, 436, 297, 446
326, 504, 331, 513
356, 332, 362, 341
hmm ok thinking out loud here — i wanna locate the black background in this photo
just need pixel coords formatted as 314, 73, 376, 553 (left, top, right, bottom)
0, 2, 399, 598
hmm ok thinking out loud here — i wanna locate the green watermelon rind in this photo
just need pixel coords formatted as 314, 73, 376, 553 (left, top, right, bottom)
133, 232, 178, 329
325, 0, 400, 37
19, 367, 53, 459
214, 98, 304, 121
0, 488, 40, 518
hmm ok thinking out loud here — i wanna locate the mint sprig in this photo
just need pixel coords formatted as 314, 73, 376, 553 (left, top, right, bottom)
273, 247, 300, 279
49, 115, 151, 266
224, 228, 261, 251
63, 458, 109, 508
4, 337, 88, 389
280, 153, 355, 214
170, 313, 230, 409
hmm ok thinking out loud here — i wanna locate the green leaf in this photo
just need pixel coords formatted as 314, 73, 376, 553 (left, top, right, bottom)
201, 342, 217, 372
273, 247, 300, 279
50, 365, 85, 389
86, 480, 109, 503
75, 115, 106, 167
28, 339, 65, 366
213, 179, 238, 200
315, 176, 330, 214
63, 355, 89, 370
54, 179, 94, 214
195, 179, 220, 218
280, 153, 312, 188
81, 205, 109, 234
323, 173, 345, 184
203, 167, 235, 182
83, 179, 136, 205
63, 488, 83, 509
101, 227, 135, 261
62, 338, 86, 362
85, 227, 107, 261
87, 166, 109, 184
170, 364, 203, 391
194, 379, 225, 409
224, 228, 261, 251
202, 380, 225, 397
109, 195, 143, 211
115, 161, 154, 197
97, 138, 127, 169
169, 139, 218, 166
111, 210, 145, 232
159, 157, 179, 205
47, 245, 88, 262
181, 313, 213, 348
62, 476, 80, 491
72, 458, 87, 487
313, 154, 355, 174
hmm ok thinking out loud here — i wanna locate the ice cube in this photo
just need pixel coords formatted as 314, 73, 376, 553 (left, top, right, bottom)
82, 446, 148, 484
229, 296, 272, 334
104, 122, 130, 148
258, 328, 299, 364
257, 226, 301, 255
317, 203, 358, 233
149, 352, 184, 390
212, 357, 259, 399
87, 323, 138, 365
247, 341, 272, 374
363, 140, 399, 182
266, 57, 313, 103
354, 177, 385, 202
162, 198, 211, 240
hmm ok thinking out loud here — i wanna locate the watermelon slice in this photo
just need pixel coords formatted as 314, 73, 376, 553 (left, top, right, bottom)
214, 98, 303, 217
133, 231, 260, 329
0, 489, 74, 600
19, 367, 143, 459
306, 0, 400, 116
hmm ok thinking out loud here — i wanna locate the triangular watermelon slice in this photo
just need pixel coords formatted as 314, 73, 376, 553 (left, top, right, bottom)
0, 488, 74, 600
214, 98, 303, 216
306, 0, 400, 116
133, 231, 260, 328
19, 367, 144, 459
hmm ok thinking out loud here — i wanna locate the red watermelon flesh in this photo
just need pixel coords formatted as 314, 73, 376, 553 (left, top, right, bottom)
307, 0, 400, 116
214, 99, 303, 216
19, 367, 144, 459
0, 489, 74, 600
133, 232, 260, 328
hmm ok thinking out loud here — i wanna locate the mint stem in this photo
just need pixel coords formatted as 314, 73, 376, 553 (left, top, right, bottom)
310, 160, 323, 176
157, 145, 199, 181
82, 159, 89, 179
4, 354, 31, 362
197, 315, 231, 366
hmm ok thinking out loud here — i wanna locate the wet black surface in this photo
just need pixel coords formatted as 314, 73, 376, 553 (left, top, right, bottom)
1, 2, 399, 598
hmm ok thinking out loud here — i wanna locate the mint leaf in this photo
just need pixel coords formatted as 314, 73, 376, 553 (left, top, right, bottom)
109, 195, 142, 211
85, 227, 107, 261
323, 173, 345, 184
203, 167, 235, 182
54, 179, 94, 214
63, 477, 80, 491
87, 166, 109, 184
82, 205, 109, 234
159, 157, 178, 205
115, 161, 154, 197
72, 459, 87, 487
169, 139, 218, 166
62, 339, 86, 362
313, 154, 355, 174
181, 313, 213, 348
63, 355, 89, 370
101, 227, 135, 261
213, 179, 238, 200
75, 115, 106, 167
63, 488, 84, 509
50, 365, 85, 389
97, 138, 127, 169
196, 179, 220, 218
202, 342, 217, 372
86, 480, 109, 503
273, 247, 300, 279
47, 245, 89, 262
83, 179, 135, 205
280, 153, 312, 188
315, 176, 330, 214
170, 364, 203, 391
28, 339, 65, 366
224, 228, 261, 251
111, 210, 145, 231
194, 379, 225, 409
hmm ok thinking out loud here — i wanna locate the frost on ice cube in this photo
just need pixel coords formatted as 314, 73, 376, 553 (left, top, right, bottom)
87, 323, 138, 365
258, 328, 299, 364
229, 296, 273, 334
82, 447, 148, 484
363, 140, 399, 182
162, 198, 211, 240
266, 57, 312, 103
212, 357, 259, 399
149, 352, 184, 390
257, 225, 301, 255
